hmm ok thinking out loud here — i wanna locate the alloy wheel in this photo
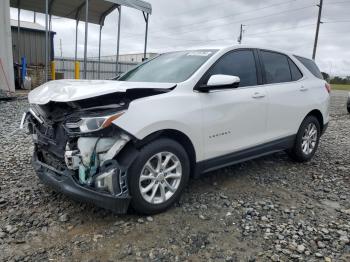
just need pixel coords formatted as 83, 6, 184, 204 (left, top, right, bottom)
139, 152, 182, 204
301, 123, 318, 155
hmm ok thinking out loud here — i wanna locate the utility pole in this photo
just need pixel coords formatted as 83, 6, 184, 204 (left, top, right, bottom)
238, 24, 245, 44
60, 39, 63, 57
312, 0, 323, 60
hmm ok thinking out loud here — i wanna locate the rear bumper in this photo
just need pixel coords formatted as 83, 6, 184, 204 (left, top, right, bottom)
32, 152, 131, 214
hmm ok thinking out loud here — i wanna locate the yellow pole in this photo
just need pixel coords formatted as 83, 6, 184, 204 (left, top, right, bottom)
75, 61, 80, 79
51, 61, 56, 80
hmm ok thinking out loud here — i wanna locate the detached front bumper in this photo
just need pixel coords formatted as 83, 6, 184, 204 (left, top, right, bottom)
32, 152, 131, 214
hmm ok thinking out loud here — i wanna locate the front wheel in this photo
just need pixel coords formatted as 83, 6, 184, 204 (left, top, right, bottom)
288, 115, 321, 162
128, 138, 190, 215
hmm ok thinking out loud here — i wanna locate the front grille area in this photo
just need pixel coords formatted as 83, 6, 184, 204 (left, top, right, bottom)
37, 148, 67, 173
28, 114, 69, 159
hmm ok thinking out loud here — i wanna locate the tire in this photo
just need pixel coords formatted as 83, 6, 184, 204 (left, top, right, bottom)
288, 115, 321, 162
128, 138, 190, 215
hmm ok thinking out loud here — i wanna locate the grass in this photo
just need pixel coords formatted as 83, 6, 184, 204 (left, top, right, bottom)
331, 84, 350, 91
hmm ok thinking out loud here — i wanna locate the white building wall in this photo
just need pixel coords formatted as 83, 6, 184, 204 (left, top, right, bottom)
0, 0, 15, 96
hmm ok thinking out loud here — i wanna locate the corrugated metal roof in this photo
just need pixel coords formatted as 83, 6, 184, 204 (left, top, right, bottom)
10, 19, 49, 32
10, 0, 152, 25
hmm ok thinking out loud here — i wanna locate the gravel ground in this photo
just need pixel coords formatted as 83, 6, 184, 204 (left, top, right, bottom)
0, 91, 349, 262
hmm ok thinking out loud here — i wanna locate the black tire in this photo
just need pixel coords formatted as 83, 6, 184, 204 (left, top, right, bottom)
128, 138, 190, 215
288, 115, 321, 162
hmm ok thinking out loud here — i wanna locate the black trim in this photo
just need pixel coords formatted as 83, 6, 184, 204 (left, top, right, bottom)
196, 135, 295, 174
253, 49, 264, 85
287, 58, 303, 81
32, 152, 131, 214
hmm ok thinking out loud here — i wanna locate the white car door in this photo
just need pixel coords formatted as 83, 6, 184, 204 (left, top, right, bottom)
198, 49, 269, 161
258, 50, 307, 140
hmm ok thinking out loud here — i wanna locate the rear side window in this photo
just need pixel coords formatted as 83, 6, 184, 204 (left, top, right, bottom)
295, 56, 323, 79
207, 50, 258, 87
260, 51, 291, 84
288, 59, 303, 81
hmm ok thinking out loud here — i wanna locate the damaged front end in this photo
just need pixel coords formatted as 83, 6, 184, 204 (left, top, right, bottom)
23, 93, 138, 213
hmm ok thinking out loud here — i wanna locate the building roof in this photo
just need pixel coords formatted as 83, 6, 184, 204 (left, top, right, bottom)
11, 20, 56, 34
11, 19, 44, 31
10, 0, 152, 25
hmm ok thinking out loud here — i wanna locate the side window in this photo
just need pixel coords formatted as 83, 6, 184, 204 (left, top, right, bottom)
288, 59, 303, 81
261, 51, 292, 84
295, 56, 323, 79
207, 50, 258, 87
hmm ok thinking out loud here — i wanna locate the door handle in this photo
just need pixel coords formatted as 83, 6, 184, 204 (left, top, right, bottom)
252, 92, 266, 99
300, 86, 308, 92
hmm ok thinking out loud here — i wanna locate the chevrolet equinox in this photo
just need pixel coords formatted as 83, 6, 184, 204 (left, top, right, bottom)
21, 46, 331, 214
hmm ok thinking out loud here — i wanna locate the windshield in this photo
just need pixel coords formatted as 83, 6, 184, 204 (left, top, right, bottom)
118, 50, 217, 83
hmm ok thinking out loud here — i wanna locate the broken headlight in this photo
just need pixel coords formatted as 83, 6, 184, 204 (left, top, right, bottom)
66, 112, 125, 133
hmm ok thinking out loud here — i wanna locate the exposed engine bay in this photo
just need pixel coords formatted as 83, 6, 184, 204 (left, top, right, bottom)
24, 88, 169, 198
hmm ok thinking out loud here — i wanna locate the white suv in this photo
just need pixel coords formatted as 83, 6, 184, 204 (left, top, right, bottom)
23, 46, 330, 214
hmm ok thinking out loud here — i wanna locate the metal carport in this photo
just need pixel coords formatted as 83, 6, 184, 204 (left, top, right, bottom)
0, 0, 15, 97
10, 0, 152, 81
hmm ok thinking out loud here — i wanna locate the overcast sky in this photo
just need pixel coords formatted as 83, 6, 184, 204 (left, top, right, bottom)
10, 0, 350, 76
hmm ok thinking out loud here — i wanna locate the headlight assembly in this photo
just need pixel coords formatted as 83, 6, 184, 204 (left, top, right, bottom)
66, 112, 125, 133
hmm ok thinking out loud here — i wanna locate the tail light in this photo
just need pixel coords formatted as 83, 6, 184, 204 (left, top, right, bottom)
325, 83, 331, 93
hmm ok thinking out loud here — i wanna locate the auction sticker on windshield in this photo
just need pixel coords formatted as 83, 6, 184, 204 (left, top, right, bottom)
186, 51, 212, 57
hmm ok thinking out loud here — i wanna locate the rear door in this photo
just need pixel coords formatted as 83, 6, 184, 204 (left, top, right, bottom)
258, 50, 307, 140
199, 49, 269, 160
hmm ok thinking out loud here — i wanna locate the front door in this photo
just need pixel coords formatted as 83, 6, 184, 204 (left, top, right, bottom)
199, 49, 269, 161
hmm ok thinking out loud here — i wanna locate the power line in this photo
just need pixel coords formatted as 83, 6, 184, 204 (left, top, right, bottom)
121, 4, 317, 40
245, 23, 316, 37
324, 0, 350, 4
143, 23, 318, 45
176, 5, 316, 35
171, 0, 231, 16
138, 0, 317, 36
323, 19, 350, 23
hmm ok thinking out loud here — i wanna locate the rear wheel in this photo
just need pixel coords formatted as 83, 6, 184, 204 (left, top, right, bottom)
128, 138, 190, 215
288, 115, 321, 162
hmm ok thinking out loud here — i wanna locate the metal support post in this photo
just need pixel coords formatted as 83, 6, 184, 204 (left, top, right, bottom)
45, 0, 49, 82
83, 0, 89, 79
143, 12, 149, 60
116, 6, 121, 75
75, 20, 79, 61
98, 24, 103, 79
49, 15, 52, 62
17, 2, 21, 64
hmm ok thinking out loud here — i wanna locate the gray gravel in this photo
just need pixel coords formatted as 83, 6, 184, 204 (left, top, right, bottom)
0, 91, 349, 262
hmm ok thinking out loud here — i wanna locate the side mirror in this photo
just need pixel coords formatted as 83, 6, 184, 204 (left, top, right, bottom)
199, 74, 240, 92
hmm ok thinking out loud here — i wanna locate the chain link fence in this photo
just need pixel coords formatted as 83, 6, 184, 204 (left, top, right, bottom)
55, 58, 138, 80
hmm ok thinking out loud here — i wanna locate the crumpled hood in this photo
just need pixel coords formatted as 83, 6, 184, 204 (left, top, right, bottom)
28, 79, 176, 105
